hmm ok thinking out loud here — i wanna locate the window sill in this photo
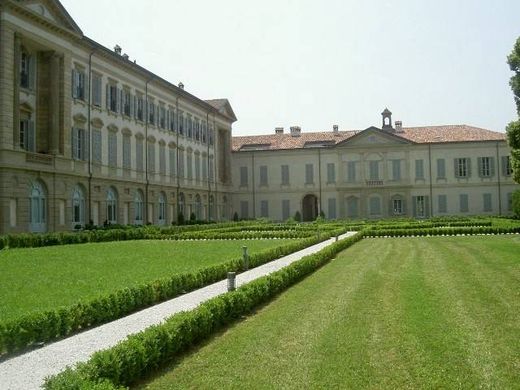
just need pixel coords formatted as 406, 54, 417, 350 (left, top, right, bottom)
73, 98, 87, 106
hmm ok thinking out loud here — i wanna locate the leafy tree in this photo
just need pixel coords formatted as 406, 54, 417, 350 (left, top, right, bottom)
507, 37, 520, 183
513, 189, 520, 218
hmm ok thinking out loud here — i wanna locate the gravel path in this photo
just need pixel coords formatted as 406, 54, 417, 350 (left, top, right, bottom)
0, 232, 356, 390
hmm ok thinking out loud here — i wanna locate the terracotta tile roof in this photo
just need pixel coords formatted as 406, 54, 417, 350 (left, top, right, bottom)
232, 125, 506, 152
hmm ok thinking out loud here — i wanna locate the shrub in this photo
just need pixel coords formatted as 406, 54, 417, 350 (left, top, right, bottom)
294, 211, 302, 222
233, 212, 239, 222
513, 189, 520, 218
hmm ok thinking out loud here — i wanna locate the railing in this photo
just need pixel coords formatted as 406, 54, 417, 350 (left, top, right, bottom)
26, 152, 53, 165
366, 180, 384, 186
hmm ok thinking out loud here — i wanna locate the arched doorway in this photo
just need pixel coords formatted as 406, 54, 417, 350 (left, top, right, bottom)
302, 194, 318, 222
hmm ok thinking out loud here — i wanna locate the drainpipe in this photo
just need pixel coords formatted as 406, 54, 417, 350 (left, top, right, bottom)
318, 148, 322, 214
428, 144, 433, 217
251, 151, 256, 219
496, 141, 502, 215
175, 96, 180, 221
87, 50, 95, 225
206, 111, 211, 221
144, 78, 152, 223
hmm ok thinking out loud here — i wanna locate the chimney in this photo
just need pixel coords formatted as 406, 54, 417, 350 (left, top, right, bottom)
333, 124, 339, 134
395, 120, 403, 133
290, 126, 301, 137
114, 45, 122, 55
122, 53, 129, 61
275, 127, 284, 135
178, 82, 184, 90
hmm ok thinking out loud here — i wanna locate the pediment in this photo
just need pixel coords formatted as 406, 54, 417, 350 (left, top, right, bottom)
337, 127, 413, 147
21, 0, 83, 35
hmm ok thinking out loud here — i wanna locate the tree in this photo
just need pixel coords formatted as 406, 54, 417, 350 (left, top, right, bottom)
507, 37, 520, 183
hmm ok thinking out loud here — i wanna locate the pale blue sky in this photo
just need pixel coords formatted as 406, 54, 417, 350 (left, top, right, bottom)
61, 0, 520, 135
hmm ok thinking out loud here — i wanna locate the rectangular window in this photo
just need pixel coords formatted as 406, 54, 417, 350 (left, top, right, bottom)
369, 161, 379, 180
169, 109, 176, 132
92, 73, 102, 107
178, 112, 184, 135
159, 145, 166, 175
305, 164, 314, 184
347, 161, 356, 182
186, 153, 193, 179
159, 105, 166, 129
437, 158, 446, 179
122, 89, 131, 117
123, 135, 131, 169
393, 199, 403, 215
240, 201, 249, 219
178, 150, 185, 178
478, 156, 494, 177
347, 197, 359, 218
148, 101, 155, 125
92, 128, 102, 164
483, 193, 492, 212
415, 159, 424, 179
195, 118, 200, 141
438, 194, 447, 213
195, 154, 201, 181
392, 160, 401, 180
169, 148, 176, 177
416, 196, 426, 217
202, 155, 208, 181
187, 116, 193, 138
369, 197, 381, 215
328, 198, 336, 219
107, 84, 118, 113
259, 165, 268, 186
281, 165, 290, 185
260, 200, 269, 218
455, 158, 471, 178
148, 143, 155, 173
20, 51, 32, 89
136, 95, 144, 121
108, 132, 117, 167
282, 199, 290, 221
72, 68, 86, 100
327, 163, 335, 184
240, 166, 248, 187
502, 156, 512, 176
20, 119, 35, 152
136, 138, 144, 171
459, 194, 469, 212
72, 127, 86, 160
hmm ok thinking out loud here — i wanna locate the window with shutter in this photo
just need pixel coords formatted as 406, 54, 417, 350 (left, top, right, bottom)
327, 163, 335, 183
194, 154, 200, 181
347, 197, 358, 218
459, 194, 469, 212
169, 148, 176, 177
108, 133, 117, 167
186, 153, 193, 179
392, 160, 401, 180
202, 156, 208, 180
178, 150, 185, 178
281, 165, 289, 185
328, 198, 336, 219
369, 197, 381, 215
478, 157, 493, 177
92, 73, 102, 107
415, 159, 424, 179
136, 139, 143, 171
438, 194, 447, 213
20, 51, 31, 89
347, 161, 356, 182
502, 156, 512, 176
240, 166, 248, 186
369, 161, 379, 180
305, 164, 314, 184
92, 129, 102, 163
260, 200, 269, 218
123, 135, 131, 169
259, 165, 268, 186
147, 142, 155, 173
282, 200, 290, 220
437, 159, 446, 178
455, 158, 470, 178
483, 193, 492, 212
159, 145, 166, 175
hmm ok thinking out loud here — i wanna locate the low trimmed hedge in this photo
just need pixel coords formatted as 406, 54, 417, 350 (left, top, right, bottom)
365, 225, 520, 237
0, 232, 339, 357
44, 231, 365, 389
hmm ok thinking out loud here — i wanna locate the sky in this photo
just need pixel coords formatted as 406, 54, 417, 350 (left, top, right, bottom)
60, 0, 520, 136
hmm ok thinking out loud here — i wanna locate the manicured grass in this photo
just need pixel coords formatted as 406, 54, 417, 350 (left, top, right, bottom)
0, 239, 291, 322
140, 235, 520, 389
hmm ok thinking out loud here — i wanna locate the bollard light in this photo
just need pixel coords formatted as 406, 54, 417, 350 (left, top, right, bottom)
227, 272, 236, 291
242, 245, 249, 270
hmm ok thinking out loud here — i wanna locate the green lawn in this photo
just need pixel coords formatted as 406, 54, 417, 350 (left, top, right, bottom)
140, 235, 520, 389
0, 239, 290, 321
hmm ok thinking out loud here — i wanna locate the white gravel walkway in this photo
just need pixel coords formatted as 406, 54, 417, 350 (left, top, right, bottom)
0, 232, 356, 390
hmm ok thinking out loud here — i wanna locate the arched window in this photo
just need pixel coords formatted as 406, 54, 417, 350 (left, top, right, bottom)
158, 192, 166, 225
106, 187, 118, 225
194, 194, 202, 220
30, 181, 46, 232
178, 192, 185, 217
134, 190, 144, 225
72, 185, 86, 227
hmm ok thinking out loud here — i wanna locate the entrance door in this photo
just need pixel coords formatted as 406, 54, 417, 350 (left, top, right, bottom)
302, 194, 318, 221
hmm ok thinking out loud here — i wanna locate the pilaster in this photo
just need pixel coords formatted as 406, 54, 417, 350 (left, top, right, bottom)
0, 23, 16, 149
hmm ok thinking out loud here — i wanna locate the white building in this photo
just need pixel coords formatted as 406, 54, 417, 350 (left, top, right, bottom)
232, 110, 518, 221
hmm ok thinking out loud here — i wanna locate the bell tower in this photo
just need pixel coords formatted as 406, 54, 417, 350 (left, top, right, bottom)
381, 108, 393, 131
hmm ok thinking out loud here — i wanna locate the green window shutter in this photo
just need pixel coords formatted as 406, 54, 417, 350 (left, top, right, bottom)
454, 159, 459, 178
501, 156, 509, 176
467, 158, 472, 177
28, 55, 36, 90
477, 157, 483, 177
27, 120, 35, 152
71, 69, 77, 98
489, 157, 495, 176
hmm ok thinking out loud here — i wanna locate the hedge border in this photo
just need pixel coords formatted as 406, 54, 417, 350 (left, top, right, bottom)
0, 229, 344, 358
44, 231, 365, 389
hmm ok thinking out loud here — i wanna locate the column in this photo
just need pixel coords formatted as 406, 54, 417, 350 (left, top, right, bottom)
49, 52, 60, 155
